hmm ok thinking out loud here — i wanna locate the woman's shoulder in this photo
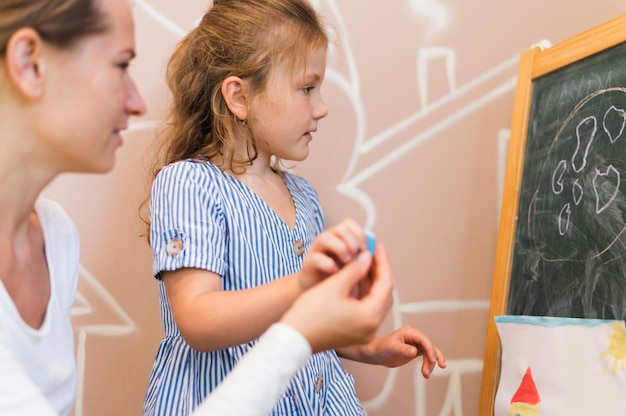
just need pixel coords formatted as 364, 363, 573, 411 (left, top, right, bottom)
35, 197, 78, 239
35, 197, 80, 301
36, 196, 70, 217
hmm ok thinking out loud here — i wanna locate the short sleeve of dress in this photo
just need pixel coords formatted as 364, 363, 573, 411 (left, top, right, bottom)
150, 161, 227, 279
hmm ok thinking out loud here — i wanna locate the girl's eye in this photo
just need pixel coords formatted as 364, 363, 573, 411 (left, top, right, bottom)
302, 86, 314, 94
118, 62, 130, 71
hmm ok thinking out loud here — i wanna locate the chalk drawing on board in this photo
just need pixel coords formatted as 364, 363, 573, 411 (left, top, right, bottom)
603, 105, 626, 143
572, 116, 597, 173
594, 165, 620, 214
505, 68, 626, 323
573, 179, 583, 205
527, 88, 626, 262
552, 160, 568, 195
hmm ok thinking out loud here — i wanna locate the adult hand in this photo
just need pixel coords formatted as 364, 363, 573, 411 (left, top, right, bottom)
298, 219, 367, 290
281, 244, 394, 353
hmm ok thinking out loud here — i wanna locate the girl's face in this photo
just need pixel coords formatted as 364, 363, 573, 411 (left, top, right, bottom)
38, 0, 146, 174
247, 46, 328, 162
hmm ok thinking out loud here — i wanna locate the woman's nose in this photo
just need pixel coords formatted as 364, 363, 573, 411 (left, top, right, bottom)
126, 75, 147, 116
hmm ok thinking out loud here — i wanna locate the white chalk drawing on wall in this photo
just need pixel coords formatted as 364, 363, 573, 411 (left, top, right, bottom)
318, 0, 517, 414
132, 0, 188, 37
71, 266, 137, 416
409, 0, 448, 38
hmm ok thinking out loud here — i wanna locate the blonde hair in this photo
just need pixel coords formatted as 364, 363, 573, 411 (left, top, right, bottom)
0, 0, 108, 57
153, 0, 329, 173
139, 0, 330, 240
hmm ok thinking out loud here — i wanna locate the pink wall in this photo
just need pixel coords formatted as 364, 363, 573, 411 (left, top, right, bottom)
43, 1, 626, 415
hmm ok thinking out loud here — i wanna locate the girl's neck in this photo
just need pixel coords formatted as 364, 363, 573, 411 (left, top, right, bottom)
213, 151, 277, 179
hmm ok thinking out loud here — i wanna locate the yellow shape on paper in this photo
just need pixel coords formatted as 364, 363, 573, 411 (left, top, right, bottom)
509, 402, 540, 416
599, 321, 626, 376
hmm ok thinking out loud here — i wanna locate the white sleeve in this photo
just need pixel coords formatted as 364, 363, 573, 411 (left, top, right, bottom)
0, 323, 58, 416
192, 323, 312, 416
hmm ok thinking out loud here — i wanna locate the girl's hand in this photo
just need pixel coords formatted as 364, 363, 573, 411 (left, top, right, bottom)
299, 219, 367, 290
359, 325, 446, 378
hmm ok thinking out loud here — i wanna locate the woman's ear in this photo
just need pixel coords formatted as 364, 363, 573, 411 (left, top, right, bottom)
5, 27, 45, 100
221, 76, 248, 121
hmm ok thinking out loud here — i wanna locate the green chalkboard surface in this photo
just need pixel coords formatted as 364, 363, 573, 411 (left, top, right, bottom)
508, 41, 626, 320
479, 13, 626, 415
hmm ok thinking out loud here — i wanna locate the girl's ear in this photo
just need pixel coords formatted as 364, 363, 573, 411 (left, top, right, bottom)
5, 27, 46, 100
221, 76, 248, 121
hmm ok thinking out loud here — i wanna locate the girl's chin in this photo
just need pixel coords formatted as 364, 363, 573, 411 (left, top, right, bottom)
292, 145, 311, 161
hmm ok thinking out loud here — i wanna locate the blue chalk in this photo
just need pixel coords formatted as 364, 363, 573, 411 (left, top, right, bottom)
365, 230, 377, 254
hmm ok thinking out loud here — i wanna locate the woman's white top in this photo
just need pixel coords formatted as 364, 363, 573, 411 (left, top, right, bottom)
0, 198, 79, 415
0, 198, 311, 416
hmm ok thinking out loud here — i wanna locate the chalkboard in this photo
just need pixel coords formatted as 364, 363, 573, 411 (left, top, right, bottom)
478, 13, 626, 415
509, 47, 626, 319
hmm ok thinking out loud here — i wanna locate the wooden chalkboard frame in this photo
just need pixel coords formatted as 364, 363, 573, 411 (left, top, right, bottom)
478, 13, 626, 415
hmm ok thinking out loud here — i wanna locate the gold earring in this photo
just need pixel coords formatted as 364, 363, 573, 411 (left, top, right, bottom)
234, 113, 247, 125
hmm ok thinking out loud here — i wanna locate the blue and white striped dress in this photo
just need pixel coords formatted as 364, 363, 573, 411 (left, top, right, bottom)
143, 160, 364, 416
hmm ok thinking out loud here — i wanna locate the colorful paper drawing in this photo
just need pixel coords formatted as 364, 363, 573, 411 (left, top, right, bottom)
509, 367, 540, 416
494, 316, 626, 416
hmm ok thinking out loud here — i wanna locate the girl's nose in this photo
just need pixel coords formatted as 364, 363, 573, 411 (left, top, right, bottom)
314, 96, 328, 120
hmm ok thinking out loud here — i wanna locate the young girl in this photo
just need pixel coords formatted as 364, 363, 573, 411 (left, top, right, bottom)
144, 0, 445, 414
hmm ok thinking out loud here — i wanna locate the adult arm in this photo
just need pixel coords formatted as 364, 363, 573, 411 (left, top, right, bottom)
193, 246, 393, 416
191, 323, 310, 416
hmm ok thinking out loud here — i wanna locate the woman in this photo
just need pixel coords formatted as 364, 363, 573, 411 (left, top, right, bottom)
0, 0, 145, 413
